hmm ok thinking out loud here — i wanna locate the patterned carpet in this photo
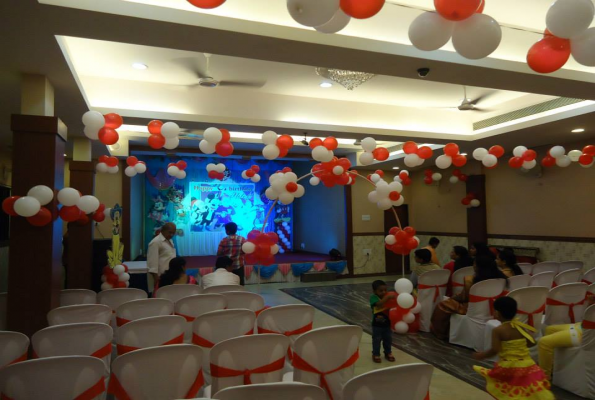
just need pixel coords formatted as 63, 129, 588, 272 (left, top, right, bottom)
281, 282, 583, 400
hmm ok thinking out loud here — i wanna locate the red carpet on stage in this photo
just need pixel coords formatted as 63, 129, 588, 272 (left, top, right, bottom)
184, 251, 333, 269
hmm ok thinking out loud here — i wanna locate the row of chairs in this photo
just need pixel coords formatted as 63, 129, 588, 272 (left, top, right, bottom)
517, 260, 586, 276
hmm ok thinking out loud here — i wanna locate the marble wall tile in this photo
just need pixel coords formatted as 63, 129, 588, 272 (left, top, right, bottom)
353, 236, 386, 275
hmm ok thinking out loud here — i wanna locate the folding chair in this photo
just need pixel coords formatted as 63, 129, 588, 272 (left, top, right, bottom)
115, 298, 173, 327
221, 292, 266, 315
554, 269, 582, 287
215, 382, 326, 400
532, 262, 559, 275
155, 284, 203, 303
529, 272, 556, 288
115, 315, 186, 356
0, 331, 29, 368
48, 304, 111, 326
518, 263, 533, 275
559, 260, 584, 273
583, 268, 595, 285
506, 275, 530, 292
60, 289, 97, 307
417, 270, 450, 332
174, 293, 227, 342
97, 288, 147, 328
544, 282, 588, 330
451, 267, 474, 297
203, 285, 246, 294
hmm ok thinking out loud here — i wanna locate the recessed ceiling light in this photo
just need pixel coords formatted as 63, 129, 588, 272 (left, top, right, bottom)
320, 82, 332, 88
132, 62, 148, 70
63, 154, 67, 157
571, 128, 585, 133
392, 166, 400, 170
460, 153, 468, 156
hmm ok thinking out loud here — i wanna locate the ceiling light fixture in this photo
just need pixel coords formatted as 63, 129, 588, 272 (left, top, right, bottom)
392, 166, 400, 170
320, 81, 333, 88
132, 62, 148, 70
315, 67, 375, 90
571, 128, 585, 133
460, 153, 468, 156
63, 154, 67, 157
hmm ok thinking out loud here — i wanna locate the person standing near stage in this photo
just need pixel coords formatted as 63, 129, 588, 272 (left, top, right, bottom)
147, 222, 177, 289
217, 222, 246, 285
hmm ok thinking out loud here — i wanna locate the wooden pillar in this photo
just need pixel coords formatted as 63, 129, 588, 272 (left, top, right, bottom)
466, 174, 488, 247
8, 115, 66, 336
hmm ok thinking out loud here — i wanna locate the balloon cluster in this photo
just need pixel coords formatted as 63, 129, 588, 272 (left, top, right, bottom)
167, 160, 188, 180
574, 145, 595, 167
389, 279, 422, 334
424, 169, 442, 185
402, 141, 433, 168
311, 157, 355, 187
368, 179, 405, 210
57, 188, 104, 223
96, 156, 120, 174
147, 120, 181, 150
187, 0, 225, 9
528, 0, 595, 73
265, 169, 305, 205
436, 143, 468, 169
287, 0, 385, 33
543, 146, 572, 168
124, 156, 147, 177
508, 146, 537, 170
384, 226, 419, 255
82, 111, 122, 145
449, 169, 468, 184
241, 230, 280, 266
461, 193, 481, 207
393, 170, 412, 186
367, 169, 384, 184
276, 221, 292, 253
207, 163, 227, 180
310, 137, 338, 163
261, 131, 294, 160
472, 145, 504, 168
2, 185, 54, 226
101, 264, 130, 291
199, 127, 233, 156
359, 137, 389, 166
241, 165, 262, 183
409, 0, 501, 60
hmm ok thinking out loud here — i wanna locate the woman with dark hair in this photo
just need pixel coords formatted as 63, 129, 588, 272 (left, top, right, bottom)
431, 256, 507, 340
155, 257, 197, 289
443, 246, 475, 296
470, 242, 496, 260
496, 249, 523, 277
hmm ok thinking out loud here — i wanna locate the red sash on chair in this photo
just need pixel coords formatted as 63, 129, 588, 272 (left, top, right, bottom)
257, 322, 313, 359
210, 356, 285, 385
255, 306, 271, 317
418, 283, 447, 302
192, 329, 253, 348
582, 279, 593, 285
175, 312, 196, 322
6, 352, 27, 365
469, 292, 504, 315
292, 349, 359, 400
32, 342, 111, 360
517, 304, 546, 327
108, 369, 203, 400
583, 320, 595, 329
546, 298, 586, 323
2, 377, 106, 400
116, 334, 184, 356
116, 316, 131, 327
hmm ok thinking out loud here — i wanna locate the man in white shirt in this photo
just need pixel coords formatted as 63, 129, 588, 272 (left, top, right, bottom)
147, 222, 177, 284
201, 256, 240, 289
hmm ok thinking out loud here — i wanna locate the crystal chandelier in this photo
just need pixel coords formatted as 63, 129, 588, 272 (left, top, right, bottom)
316, 67, 375, 90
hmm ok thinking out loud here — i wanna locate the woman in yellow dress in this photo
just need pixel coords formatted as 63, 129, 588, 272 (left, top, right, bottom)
473, 297, 554, 400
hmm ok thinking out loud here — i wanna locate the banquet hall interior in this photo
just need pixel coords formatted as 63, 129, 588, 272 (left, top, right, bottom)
1, 0, 595, 399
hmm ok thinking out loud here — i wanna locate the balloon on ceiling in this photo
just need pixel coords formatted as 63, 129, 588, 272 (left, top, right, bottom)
402, 141, 434, 168
436, 143, 467, 169
96, 156, 120, 174
449, 169, 468, 184
359, 137, 389, 166
200, 127, 233, 156
206, 163, 227, 180
82, 112, 123, 146
167, 160, 189, 180
241, 165, 262, 183
393, 170, 412, 186
261, 131, 294, 160
472, 145, 504, 168
424, 169, 442, 185
124, 156, 147, 178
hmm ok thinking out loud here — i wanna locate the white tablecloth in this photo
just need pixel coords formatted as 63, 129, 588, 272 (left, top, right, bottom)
175, 231, 227, 256
125, 261, 148, 274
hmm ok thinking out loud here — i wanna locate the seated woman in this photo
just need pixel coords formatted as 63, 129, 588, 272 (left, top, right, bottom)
470, 242, 496, 260
410, 248, 441, 288
431, 256, 507, 340
443, 246, 474, 296
156, 257, 197, 289
496, 249, 523, 277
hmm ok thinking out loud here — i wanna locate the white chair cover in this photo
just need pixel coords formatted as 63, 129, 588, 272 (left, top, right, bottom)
215, 382, 326, 400
0, 332, 29, 369
531, 261, 559, 275
543, 282, 588, 330
0, 356, 107, 399
559, 260, 584, 273
293, 326, 362, 400
417, 270, 450, 332
221, 292, 265, 314
97, 288, 147, 328
506, 275, 530, 292
210, 334, 290, 396
343, 363, 433, 400
115, 315, 186, 356
175, 294, 228, 343
60, 289, 97, 307
529, 272, 556, 288
203, 285, 246, 294
518, 263, 533, 275
48, 304, 112, 326
583, 268, 595, 285
32, 323, 113, 373
0, 292, 6, 331
449, 279, 506, 350
155, 284, 203, 303
451, 267, 474, 297
554, 269, 582, 287
109, 345, 204, 399
115, 298, 174, 327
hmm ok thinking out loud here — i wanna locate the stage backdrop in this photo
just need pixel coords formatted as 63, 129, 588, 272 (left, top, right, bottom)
141, 156, 293, 256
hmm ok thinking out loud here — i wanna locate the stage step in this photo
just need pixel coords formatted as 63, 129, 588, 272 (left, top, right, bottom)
301, 271, 337, 283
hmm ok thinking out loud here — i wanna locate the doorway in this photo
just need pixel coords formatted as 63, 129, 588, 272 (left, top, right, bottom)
384, 205, 410, 276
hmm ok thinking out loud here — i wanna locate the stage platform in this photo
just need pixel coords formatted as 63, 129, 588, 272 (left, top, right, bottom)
184, 252, 332, 269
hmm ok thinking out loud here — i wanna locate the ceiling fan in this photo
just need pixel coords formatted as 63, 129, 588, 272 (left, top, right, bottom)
444, 86, 495, 112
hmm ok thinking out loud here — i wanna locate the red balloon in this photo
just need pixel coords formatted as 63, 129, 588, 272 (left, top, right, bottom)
403, 177, 412, 186
148, 134, 166, 149
309, 138, 323, 149
59, 205, 82, 222
216, 142, 234, 157
375, 170, 384, 178
208, 170, 218, 179
434, 0, 482, 21
282, 167, 292, 173
417, 146, 433, 159
2, 196, 20, 217
126, 156, 138, 167
467, 193, 476, 200
462, 198, 471, 206
403, 226, 416, 236
176, 160, 188, 170
459, 174, 468, 182
522, 150, 537, 161
583, 145, 595, 156
246, 169, 255, 178
452, 169, 461, 177
277, 135, 294, 150
452, 154, 467, 167
148, 120, 163, 135
488, 145, 504, 158
98, 128, 119, 145
403, 141, 418, 155
93, 212, 105, 223
389, 191, 401, 201
444, 143, 459, 157
251, 165, 260, 173
579, 154, 594, 166
97, 203, 105, 213
476, 0, 484, 13
399, 171, 409, 180
99, 155, 109, 163
424, 176, 433, 185
340, 0, 385, 19
406, 237, 419, 250
373, 147, 389, 161
220, 129, 231, 142
77, 213, 90, 226
424, 169, 433, 177
527, 36, 571, 74
104, 113, 123, 129
508, 157, 524, 169
286, 182, 298, 193
323, 137, 338, 151
278, 147, 289, 158
106, 157, 119, 168
187, 0, 225, 9
541, 156, 556, 168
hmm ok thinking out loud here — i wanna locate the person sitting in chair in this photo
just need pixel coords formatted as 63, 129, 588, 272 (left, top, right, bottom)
201, 256, 240, 289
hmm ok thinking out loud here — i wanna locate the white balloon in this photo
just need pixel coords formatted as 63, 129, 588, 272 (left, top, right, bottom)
309, 176, 320, 186
522, 160, 537, 170
113, 265, 125, 275
388, 181, 403, 193
333, 166, 344, 175
435, 155, 452, 169
394, 321, 409, 334
287, 0, 339, 27
206, 163, 216, 172
546, 0, 594, 39
101, 282, 113, 291
294, 185, 305, 198
279, 192, 295, 205
125, 166, 137, 177
377, 198, 393, 210
262, 130, 278, 145
204, 127, 222, 143
163, 137, 179, 150
449, 176, 459, 184
409, 11, 455, 51
312, 146, 333, 162
376, 182, 390, 197
78, 195, 100, 214
96, 163, 108, 173
315, 8, 350, 33
411, 301, 422, 314
404, 153, 422, 168
263, 144, 281, 160
571, 27, 595, 66
568, 150, 583, 162
394, 278, 413, 294
14, 196, 41, 217
271, 244, 280, 255
242, 242, 256, 254
199, 140, 216, 154
27, 185, 53, 206
452, 14, 502, 60
397, 293, 415, 309
473, 147, 488, 161
83, 126, 100, 140
359, 151, 375, 166
118, 273, 130, 282
107, 166, 119, 174
265, 188, 279, 200
251, 174, 261, 183
556, 155, 572, 167
241, 170, 248, 179
58, 187, 81, 207
400, 170, 409, 176
550, 146, 566, 158
176, 170, 187, 180
370, 173, 381, 183
285, 172, 298, 182
167, 166, 180, 176
470, 199, 481, 208
361, 137, 377, 152
402, 312, 416, 324
161, 122, 180, 139
82, 111, 105, 130
482, 154, 498, 168
134, 163, 147, 173
385, 235, 396, 245
392, 196, 405, 206
215, 164, 226, 173
513, 146, 528, 158
367, 191, 379, 203
431, 173, 442, 181
581, 160, 595, 168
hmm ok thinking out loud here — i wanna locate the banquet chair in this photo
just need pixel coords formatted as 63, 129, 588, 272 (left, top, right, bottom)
554, 269, 582, 287
214, 382, 326, 400
559, 260, 584, 273
115, 315, 186, 356
582, 267, 595, 285
207, 334, 290, 397
97, 288, 147, 328
203, 285, 247, 294
0, 331, 29, 368
193, 309, 256, 384
531, 261, 560, 275
60, 289, 97, 307
175, 293, 228, 342
32, 323, 113, 372
588, 284, 595, 308
450, 279, 506, 350
451, 267, 474, 297
417, 269, 450, 332
0, 292, 6, 331
48, 304, 112, 326
115, 298, 174, 327
221, 291, 266, 314
0, 356, 107, 399
506, 274, 530, 292
155, 284, 203, 303
343, 363, 433, 400
543, 282, 588, 331
108, 345, 204, 399
518, 263, 533, 275
552, 304, 595, 399
293, 326, 363, 400
529, 271, 556, 288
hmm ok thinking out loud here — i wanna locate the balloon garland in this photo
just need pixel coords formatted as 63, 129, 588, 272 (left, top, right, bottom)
124, 157, 147, 178
241, 165, 262, 183
402, 141, 434, 168
310, 137, 338, 163
359, 137, 389, 166
261, 131, 294, 160
449, 169, 468, 184
436, 143, 467, 169
423, 169, 442, 185
393, 170, 412, 186
206, 163, 227, 180
461, 192, 481, 207
96, 156, 120, 174
167, 160, 189, 180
